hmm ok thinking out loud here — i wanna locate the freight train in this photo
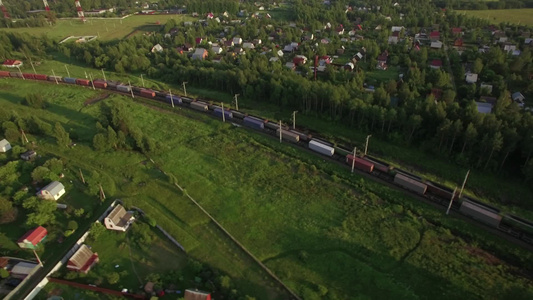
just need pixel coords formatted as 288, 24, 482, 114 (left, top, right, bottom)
2, 71, 532, 245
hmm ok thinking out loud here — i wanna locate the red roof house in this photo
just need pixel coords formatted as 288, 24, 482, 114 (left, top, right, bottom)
185, 289, 211, 300
3, 59, 23, 68
454, 38, 463, 47
67, 244, 99, 274
17, 226, 47, 249
430, 59, 442, 69
451, 27, 462, 35
293, 55, 308, 66
429, 31, 440, 41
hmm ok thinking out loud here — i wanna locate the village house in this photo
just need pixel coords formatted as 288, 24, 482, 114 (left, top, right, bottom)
476, 102, 493, 114
17, 226, 47, 249
0, 139, 11, 152
293, 55, 308, 66
104, 204, 135, 232
377, 51, 388, 70
192, 48, 208, 60
465, 73, 478, 84
285, 62, 296, 70
242, 42, 255, 49
388, 31, 400, 44
212, 46, 223, 54
184, 289, 212, 300
429, 31, 440, 42
67, 244, 99, 273
503, 44, 516, 53
430, 41, 443, 49
151, 44, 163, 53
37, 181, 65, 201
10, 262, 37, 279
20, 150, 37, 161
430, 59, 442, 69
232, 37, 243, 45
2, 59, 23, 68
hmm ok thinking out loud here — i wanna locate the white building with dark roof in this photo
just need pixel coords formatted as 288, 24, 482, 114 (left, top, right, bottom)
104, 204, 135, 231
37, 181, 65, 201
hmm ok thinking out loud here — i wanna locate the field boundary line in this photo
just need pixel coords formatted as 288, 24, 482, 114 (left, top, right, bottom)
147, 156, 302, 300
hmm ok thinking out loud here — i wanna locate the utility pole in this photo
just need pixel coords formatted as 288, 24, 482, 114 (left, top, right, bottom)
20, 129, 29, 144
84, 70, 88, 79
458, 169, 470, 198
89, 73, 95, 90
182, 81, 188, 96
279, 120, 282, 143
16, 66, 24, 80
33, 250, 43, 267
141, 74, 145, 87
234, 94, 239, 110
64, 64, 70, 77
30, 60, 37, 74
99, 184, 106, 201
446, 187, 458, 215
101, 68, 106, 81
365, 134, 372, 155
292, 111, 298, 129
169, 89, 174, 108
79, 168, 85, 184
221, 102, 225, 122
128, 81, 134, 98
351, 147, 357, 173
51, 69, 58, 84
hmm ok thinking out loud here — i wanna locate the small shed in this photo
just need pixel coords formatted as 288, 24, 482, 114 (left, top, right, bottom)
0, 139, 11, 152
17, 226, 48, 249
465, 73, 478, 84
38, 181, 65, 201
512, 92, 525, 102
67, 244, 99, 273
21, 150, 37, 161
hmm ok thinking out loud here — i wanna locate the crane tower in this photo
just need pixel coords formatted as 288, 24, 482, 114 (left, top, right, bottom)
43, 0, 50, 11
0, 0, 10, 19
74, 0, 85, 22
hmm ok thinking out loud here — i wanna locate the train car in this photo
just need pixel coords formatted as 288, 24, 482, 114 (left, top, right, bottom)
500, 215, 533, 243
63, 77, 77, 84
190, 101, 209, 111
309, 140, 335, 157
76, 79, 90, 86
93, 80, 108, 89
9, 72, 22, 78
459, 199, 502, 228
22, 73, 35, 80
277, 128, 300, 143
290, 129, 311, 142
33, 74, 48, 81
243, 116, 265, 130
265, 121, 279, 131
132, 86, 142, 94
213, 107, 233, 119
182, 97, 194, 104
346, 154, 374, 173
165, 94, 182, 104
394, 173, 427, 194
231, 110, 246, 119
426, 182, 457, 201
140, 89, 156, 98
47, 75, 62, 82
107, 81, 120, 89
0, 71, 10, 77
395, 169, 423, 181
116, 85, 132, 93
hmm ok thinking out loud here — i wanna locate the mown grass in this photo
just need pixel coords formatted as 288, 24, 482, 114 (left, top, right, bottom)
456, 9, 533, 26
0, 14, 193, 41
2, 79, 532, 299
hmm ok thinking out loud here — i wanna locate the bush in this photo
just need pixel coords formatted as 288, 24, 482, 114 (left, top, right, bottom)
0, 268, 9, 278
145, 216, 157, 227
23, 93, 46, 109
89, 222, 106, 240
107, 272, 120, 285
67, 220, 78, 231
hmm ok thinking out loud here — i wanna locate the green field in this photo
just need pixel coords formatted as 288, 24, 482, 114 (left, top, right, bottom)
1, 79, 531, 299
457, 9, 533, 26
0, 14, 193, 41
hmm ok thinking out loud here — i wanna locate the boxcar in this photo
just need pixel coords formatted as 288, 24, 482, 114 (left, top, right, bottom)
190, 101, 208, 111
9, 72, 22, 78
346, 154, 374, 173
243, 116, 265, 130
0, 71, 10, 77
426, 183, 456, 201
231, 110, 246, 119
140, 89, 156, 98
311, 138, 334, 147
460, 200, 502, 228
290, 130, 311, 142
276, 129, 300, 143
47, 75, 62, 82
165, 94, 182, 104
93, 80, 108, 89
116, 85, 131, 93
22, 73, 35, 80
394, 173, 427, 194
309, 140, 334, 157
182, 97, 194, 104
213, 107, 233, 119
76, 79, 90, 86
63, 77, 77, 84
33, 74, 48, 81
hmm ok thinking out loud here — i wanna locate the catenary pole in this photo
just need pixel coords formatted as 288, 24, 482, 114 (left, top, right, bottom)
446, 187, 458, 215
365, 134, 372, 155
64, 64, 70, 77
101, 68, 106, 81
279, 120, 282, 143
351, 147, 357, 173
292, 111, 298, 129
221, 102, 225, 122
89, 73, 95, 90
459, 169, 470, 198
182, 81, 188, 96
169, 89, 174, 108
234, 94, 239, 110
51, 69, 58, 84
128, 81, 134, 98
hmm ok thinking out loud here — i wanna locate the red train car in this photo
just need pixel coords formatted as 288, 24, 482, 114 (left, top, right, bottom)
346, 154, 374, 173
34, 74, 48, 80
76, 79, 91, 86
0, 71, 10, 77
22, 73, 35, 80
93, 80, 108, 89
140, 89, 156, 98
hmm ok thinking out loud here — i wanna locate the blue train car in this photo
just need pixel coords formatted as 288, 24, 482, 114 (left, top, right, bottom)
63, 77, 77, 84
243, 116, 265, 130
213, 107, 233, 119
165, 94, 182, 104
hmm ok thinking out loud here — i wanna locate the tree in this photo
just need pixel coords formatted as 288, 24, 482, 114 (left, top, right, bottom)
89, 222, 106, 240
68, 220, 78, 231
107, 126, 117, 149
31, 166, 52, 183
473, 58, 484, 74
0, 268, 9, 279
462, 123, 478, 154
0, 196, 13, 218
54, 122, 71, 147
43, 158, 64, 174
93, 133, 108, 151
484, 131, 503, 170
26, 200, 57, 226
407, 114, 422, 142
107, 272, 120, 285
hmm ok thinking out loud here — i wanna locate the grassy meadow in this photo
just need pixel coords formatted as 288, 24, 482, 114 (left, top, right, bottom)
1, 78, 531, 299
0, 14, 193, 41
457, 9, 533, 26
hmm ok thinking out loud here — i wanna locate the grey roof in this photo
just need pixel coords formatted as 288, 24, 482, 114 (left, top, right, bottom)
42, 181, 65, 195
107, 204, 133, 227
11, 262, 37, 275
512, 92, 524, 100
0, 139, 10, 148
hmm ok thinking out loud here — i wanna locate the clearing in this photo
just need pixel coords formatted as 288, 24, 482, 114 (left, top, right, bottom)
456, 9, 533, 26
